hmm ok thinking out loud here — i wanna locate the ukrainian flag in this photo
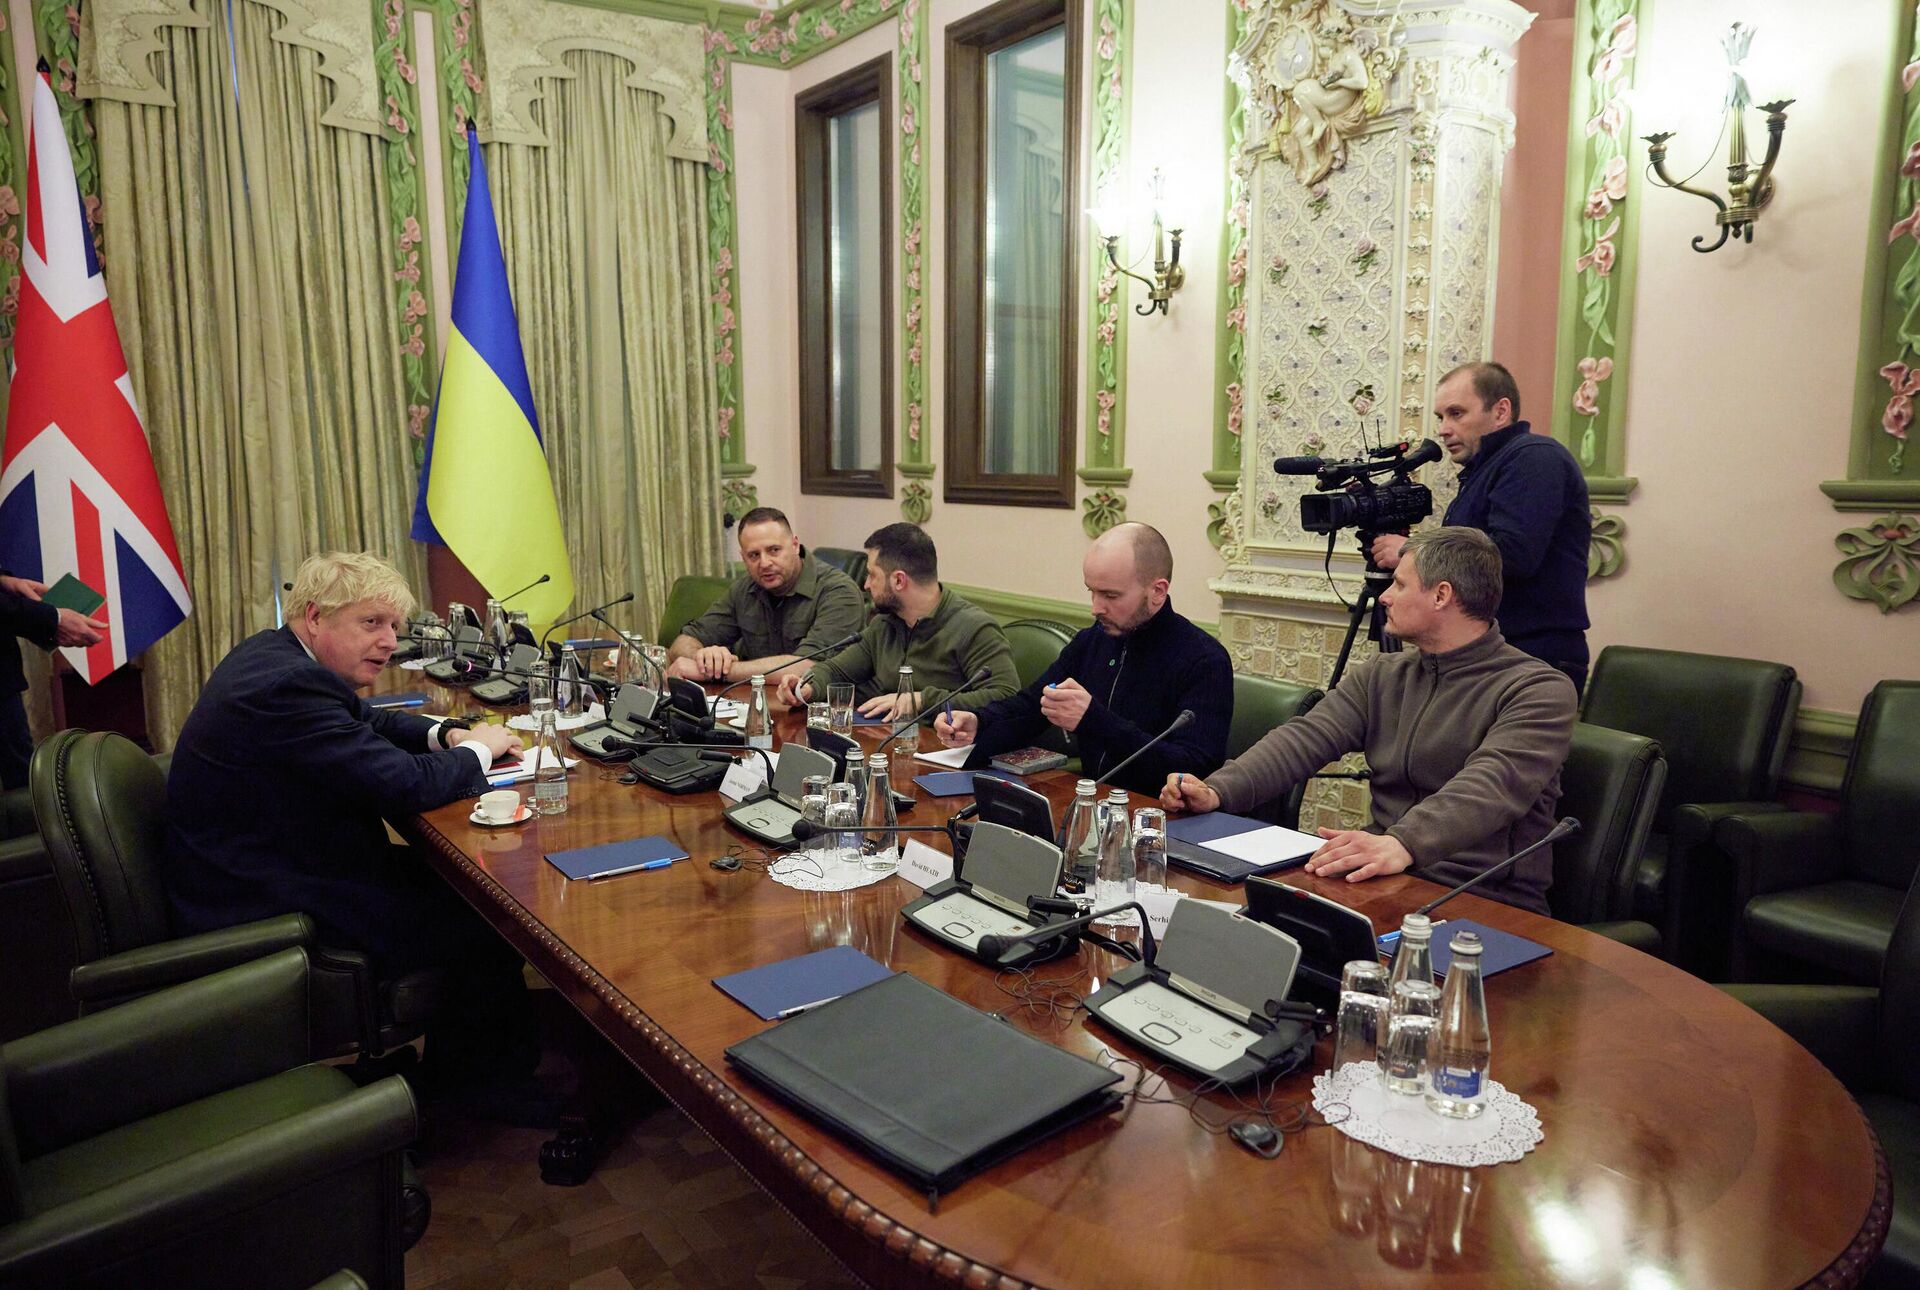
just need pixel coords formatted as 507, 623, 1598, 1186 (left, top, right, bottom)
410, 130, 574, 631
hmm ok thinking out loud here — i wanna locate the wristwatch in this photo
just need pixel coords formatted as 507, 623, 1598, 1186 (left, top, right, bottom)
439, 717, 474, 738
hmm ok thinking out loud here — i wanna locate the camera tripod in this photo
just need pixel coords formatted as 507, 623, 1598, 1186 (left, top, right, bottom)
1324, 528, 1404, 693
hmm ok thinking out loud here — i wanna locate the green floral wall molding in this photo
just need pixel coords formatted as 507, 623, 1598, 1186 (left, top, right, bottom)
896, 0, 930, 522
1834, 512, 1920, 612
1549, 0, 1643, 581
1208, 0, 1250, 521
33, 0, 100, 247
434, 0, 480, 246
1830, 2, 1920, 608
703, 24, 744, 463
380, 0, 434, 466
719, 471, 759, 523
1079, 0, 1129, 532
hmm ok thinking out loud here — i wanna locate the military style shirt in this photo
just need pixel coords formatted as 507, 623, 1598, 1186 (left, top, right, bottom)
803, 586, 1019, 712
682, 552, 867, 661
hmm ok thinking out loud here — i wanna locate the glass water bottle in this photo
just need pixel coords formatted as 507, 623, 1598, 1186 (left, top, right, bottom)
891, 666, 918, 755
532, 709, 568, 815
556, 643, 584, 715
745, 675, 772, 751
858, 753, 898, 872
1426, 931, 1492, 1119
484, 598, 509, 662
1387, 912, 1435, 992
1092, 790, 1135, 932
1058, 779, 1100, 894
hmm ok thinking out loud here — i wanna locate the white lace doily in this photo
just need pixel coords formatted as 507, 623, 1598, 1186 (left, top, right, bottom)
507, 703, 604, 732
766, 850, 897, 892
399, 659, 428, 671
1311, 1061, 1542, 1167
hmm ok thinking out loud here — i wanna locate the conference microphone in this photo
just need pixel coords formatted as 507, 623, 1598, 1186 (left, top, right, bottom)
1410, 817, 1581, 919
497, 572, 552, 605
875, 666, 997, 755
607, 738, 776, 786
975, 900, 1160, 969
712, 633, 862, 703
789, 818, 961, 846
1091, 708, 1195, 787
541, 591, 636, 651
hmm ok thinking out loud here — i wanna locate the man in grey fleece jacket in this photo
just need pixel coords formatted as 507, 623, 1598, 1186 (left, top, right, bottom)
1161, 526, 1576, 915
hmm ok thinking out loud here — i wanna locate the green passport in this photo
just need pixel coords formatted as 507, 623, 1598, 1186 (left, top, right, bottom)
41, 574, 105, 616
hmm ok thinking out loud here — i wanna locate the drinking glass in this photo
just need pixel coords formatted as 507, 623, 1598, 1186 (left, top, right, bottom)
1380, 980, 1442, 1095
824, 782, 860, 866
1332, 959, 1392, 1075
800, 774, 831, 856
807, 702, 831, 732
1130, 807, 1167, 891
827, 683, 856, 736
643, 643, 669, 692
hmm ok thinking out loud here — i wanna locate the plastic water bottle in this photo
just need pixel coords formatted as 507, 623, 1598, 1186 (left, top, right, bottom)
745, 675, 773, 751
1426, 931, 1492, 1119
1092, 790, 1134, 932
532, 709, 568, 815
1058, 779, 1099, 894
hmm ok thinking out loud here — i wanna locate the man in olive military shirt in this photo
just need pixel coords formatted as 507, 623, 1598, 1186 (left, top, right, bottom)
666, 507, 867, 682
776, 522, 1018, 719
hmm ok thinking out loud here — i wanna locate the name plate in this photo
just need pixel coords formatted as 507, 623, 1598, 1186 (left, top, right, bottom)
1137, 888, 1242, 940
897, 838, 954, 890
718, 759, 769, 802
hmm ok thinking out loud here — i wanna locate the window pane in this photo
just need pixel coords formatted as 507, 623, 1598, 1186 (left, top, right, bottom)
982, 27, 1066, 476
828, 101, 884, 473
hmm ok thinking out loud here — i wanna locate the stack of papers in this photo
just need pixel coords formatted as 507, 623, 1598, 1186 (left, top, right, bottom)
913, 745, 973, 769
486, 748, 579, 786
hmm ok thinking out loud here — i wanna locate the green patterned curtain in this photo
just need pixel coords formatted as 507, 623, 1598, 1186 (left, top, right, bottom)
485, 49, 726, 641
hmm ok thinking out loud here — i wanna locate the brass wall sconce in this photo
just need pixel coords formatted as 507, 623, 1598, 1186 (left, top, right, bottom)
1642, 23, 1792, 253
1088, 167, 1185, 316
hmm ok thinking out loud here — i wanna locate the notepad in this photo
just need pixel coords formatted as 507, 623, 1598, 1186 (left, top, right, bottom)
1378, 918, 1552, 979
913, 745, 973, 769
912, 768, 1018, 797
1166, 812, 1319, 864
712, 945, 895, 1021
545, 835, 689, 881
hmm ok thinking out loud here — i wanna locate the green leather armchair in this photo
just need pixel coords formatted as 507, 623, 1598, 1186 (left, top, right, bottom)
1226, 672, 1323, 831
655, 573, 731, 647
0, 818, 72, 1044
1723, 875, 1920, 1286
811, 546, 869, 588
999, 620, 1078, 757
0, 948, 418, 1289
1579, 645, 1799, 972
1548, 723, 1665, 952
1726, 680, 1920, 986
30, 729, 442, 1058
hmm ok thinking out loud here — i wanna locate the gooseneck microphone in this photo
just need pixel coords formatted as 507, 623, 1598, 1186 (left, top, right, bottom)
1093, 708, 1194, 788
713, 633, 862, 704
975, 900, 1160, 969
789, 818, 960, 846
497, 572, 552, 604
875, 667, 996, 755
541, 591, 636, 651
1410, 817, 1581, 918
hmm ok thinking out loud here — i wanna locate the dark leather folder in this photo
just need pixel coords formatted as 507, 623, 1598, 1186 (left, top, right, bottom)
726, 972, 1123, 1199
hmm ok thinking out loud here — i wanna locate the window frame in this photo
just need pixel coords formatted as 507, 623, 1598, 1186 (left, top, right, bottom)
943, 0, 1083, 509
797, 56, 896, 499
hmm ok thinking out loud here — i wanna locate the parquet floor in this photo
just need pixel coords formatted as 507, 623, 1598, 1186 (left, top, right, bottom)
405, 1099, 862, 1290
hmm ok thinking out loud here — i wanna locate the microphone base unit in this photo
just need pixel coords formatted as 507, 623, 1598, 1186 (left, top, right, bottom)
1085, 964, 1314, 1085
468, 679, 529, 706
423, 657, 486, 686
627, 746, 728, 795
722, 790, 803, 849
900, 879, 1082, 970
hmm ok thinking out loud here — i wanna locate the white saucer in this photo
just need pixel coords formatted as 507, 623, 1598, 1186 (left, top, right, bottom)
470, 804, 531, 827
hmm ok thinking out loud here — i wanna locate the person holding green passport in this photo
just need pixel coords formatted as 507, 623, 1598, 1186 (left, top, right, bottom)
776, 523, 1018, 720
0, 568, 108, 787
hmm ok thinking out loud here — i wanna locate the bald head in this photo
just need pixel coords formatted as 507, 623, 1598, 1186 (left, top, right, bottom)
1084, 523, 1172, 635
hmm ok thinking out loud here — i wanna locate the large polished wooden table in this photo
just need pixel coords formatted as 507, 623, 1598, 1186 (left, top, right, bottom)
394, 694, 1888, 1288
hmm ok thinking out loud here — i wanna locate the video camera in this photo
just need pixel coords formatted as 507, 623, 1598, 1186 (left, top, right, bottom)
1274, 438, 1441, 538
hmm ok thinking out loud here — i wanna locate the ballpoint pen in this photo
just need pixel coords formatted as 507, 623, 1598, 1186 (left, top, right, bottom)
777, 995, 841, 1019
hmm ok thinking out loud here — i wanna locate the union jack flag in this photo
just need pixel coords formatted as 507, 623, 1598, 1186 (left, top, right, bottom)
0, 74, 189, 683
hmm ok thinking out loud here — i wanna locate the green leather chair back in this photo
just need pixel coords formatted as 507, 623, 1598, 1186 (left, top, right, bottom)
1878, 875, 1920, 1103
655, 574, 731, 647
1550, 723, 1667, 924
29, 730, 172, 963
1581, 646, 1799, 829
812, 546, 869, 587
1840, 680, 1920, 891
1227, 673, 1322, 762
1004, 619, 1075, 690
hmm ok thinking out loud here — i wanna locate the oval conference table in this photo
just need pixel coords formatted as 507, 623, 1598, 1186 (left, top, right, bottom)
393, 685, 1888, 1288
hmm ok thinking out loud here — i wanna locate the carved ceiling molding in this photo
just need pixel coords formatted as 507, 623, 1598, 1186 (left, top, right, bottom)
478, 0, 708, 161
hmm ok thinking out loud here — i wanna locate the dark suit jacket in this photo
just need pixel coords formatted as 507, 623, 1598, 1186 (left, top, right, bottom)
0, 570, 59, 695
163, 625, 490, 960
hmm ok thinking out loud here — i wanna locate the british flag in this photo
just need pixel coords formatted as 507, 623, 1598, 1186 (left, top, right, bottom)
0, 74, 189, 683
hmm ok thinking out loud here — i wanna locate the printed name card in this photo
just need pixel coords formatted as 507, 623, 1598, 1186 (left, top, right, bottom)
718, 759, 769, 802
897, 838, 954, 890
1137, 888, 1242, 940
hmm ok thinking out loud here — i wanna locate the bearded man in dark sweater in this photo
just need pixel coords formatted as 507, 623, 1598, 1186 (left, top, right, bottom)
1162, 526, 1576, 915
934, 522, 1231, 795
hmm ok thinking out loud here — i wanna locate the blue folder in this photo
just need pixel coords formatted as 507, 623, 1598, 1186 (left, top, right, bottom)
912, 768, 1018, 797
1165, 811, 1276, 847
1377, 918, 1552, 979
712, 945, 895, 1021
546, 835, 689, 881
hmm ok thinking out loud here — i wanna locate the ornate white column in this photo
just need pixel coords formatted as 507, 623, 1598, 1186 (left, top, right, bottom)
1212, 0, 1531, 827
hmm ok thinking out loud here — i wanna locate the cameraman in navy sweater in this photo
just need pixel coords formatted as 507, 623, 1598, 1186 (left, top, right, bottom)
1372, 362, 1592, 692
933, 523, 1231, 794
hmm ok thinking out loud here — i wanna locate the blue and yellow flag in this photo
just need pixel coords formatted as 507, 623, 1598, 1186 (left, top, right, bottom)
410, 131, 574, 630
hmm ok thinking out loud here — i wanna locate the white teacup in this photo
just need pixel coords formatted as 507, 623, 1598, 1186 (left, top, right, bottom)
478, 789, 520, 823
